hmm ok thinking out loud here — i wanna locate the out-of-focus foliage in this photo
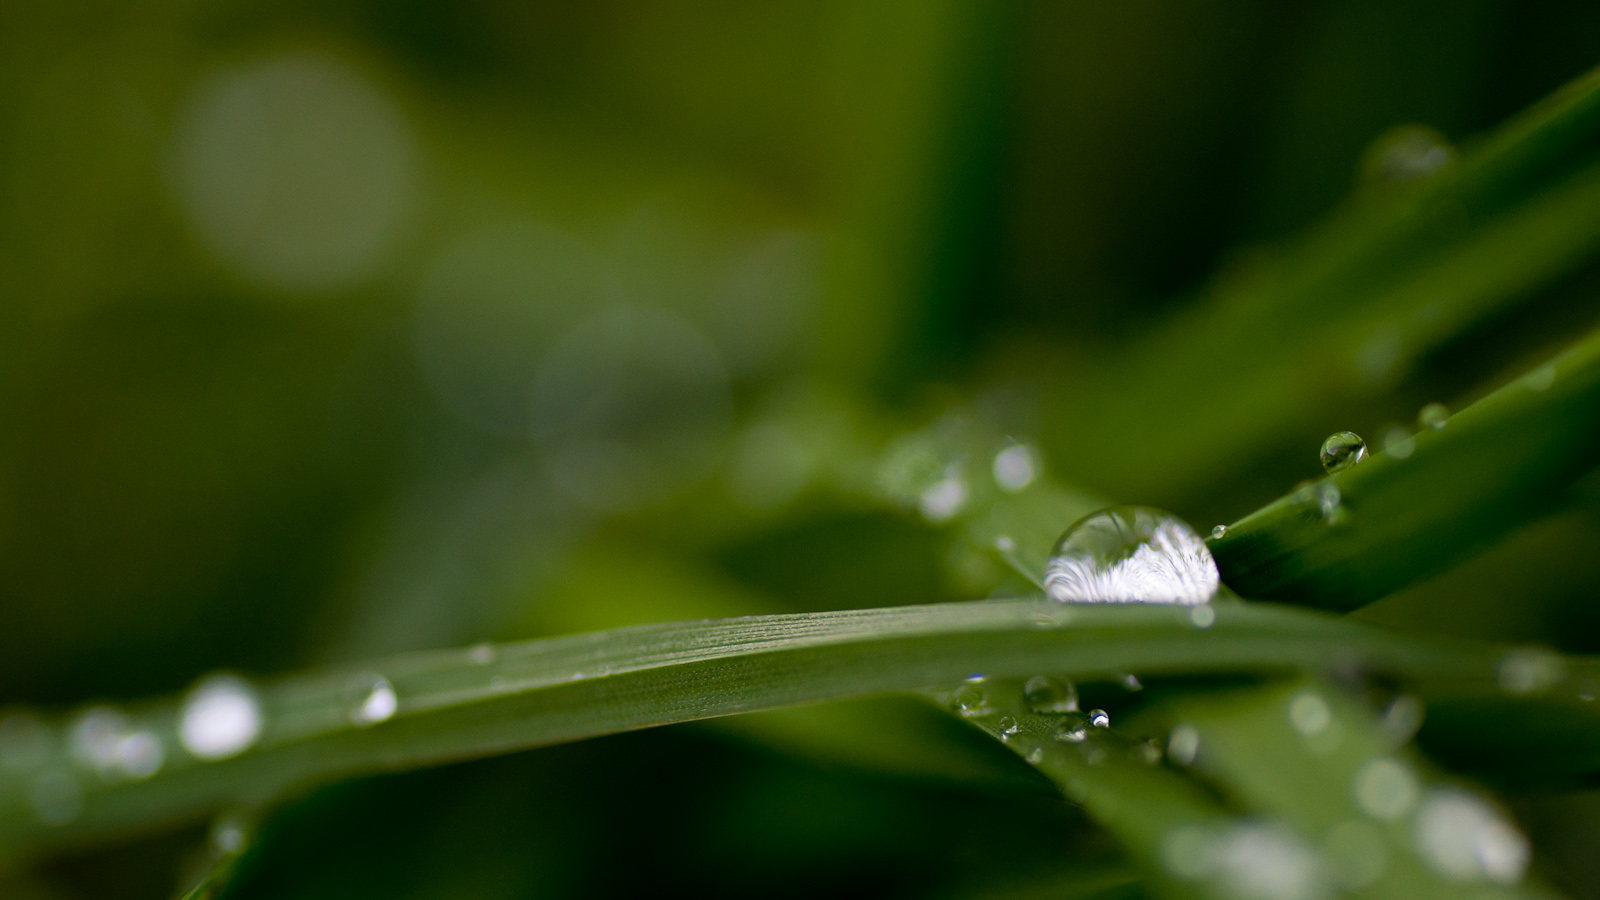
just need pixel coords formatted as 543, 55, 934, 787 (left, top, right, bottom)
7, 1, 1600, 898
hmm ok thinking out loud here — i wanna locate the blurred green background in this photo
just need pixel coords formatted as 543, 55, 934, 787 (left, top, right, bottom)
6, 2, 1600, 898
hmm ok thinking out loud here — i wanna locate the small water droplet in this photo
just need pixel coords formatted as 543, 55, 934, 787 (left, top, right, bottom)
1498, 648, 1564, 695
1043, 506, 1219, 605
951, 681, 989, 717
1054, 717, 1088, 743
992, 444, 1038, 493
1189, 605, 1216, 629
1088, 709, 1110, 728
1209, 524, 1228, 540
1521, 364, 1556, 392
994, 535, 1015, 553
29, 769, 83, 825
348, 674, 397, 726
1121, 673, 1143, 692
0, 712, 51, 773
1353, 757, 1418, 821
996, 716, 1020, 739
1418, 403, 1450, 431
1025, 746, 1045, 765
210, 813, 250, 856
1320, 432, 1367, 473
1362, 124, 1455, 185
466, 643, 495, 665
1168, 724, 1200, 766
1413, 789, 1528, 884
1288, 692, 1332, 736
179, 674, 263, 761
1379, 695, 1424, 746
1023, 675, 1079, 714
919, 469, 969, 523
1381, 426, 1415, 460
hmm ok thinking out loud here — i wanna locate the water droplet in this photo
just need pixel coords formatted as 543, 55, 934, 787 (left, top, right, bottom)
1168, 724, 1201, 766
992, 444, 1038, 493
1209, 524, 1228, 540
1023, 675, 1079, 714
1522, 364, 1556, 392
1054, 717, 1088, 743
1088, 709, 1110, 728
1189, 605, 1216, 629
29, 769, 83, 825
1025, 746, 1045, 765
1413, 789, 1528, 884
1362, 124, 1455, 185
1294, 481, 1343, 523
1418, 403, 1450, 431
994, 535, 1015, 553
1319, 432, 1367, 473
1322, 820, 1387, 890
179, 674, 263, 761
1288, 692, 1332, 736
0, 712, 51, 773
1120, 673, 1143, 692
348, 674, 398, 726
466, 643, 495, 665
69, 707, 129, 774
210, 813, 250, 855
1043, 506, 1219, 605
996, 716, 1020, 739
1381, 426, 1415, 460
1498, 648, 1564, 695
919, 469, 968, 523
951, 681, 989, 717
1379, 695, 1424, 747
1353, 757, 1418, 821
114, 731, 164, 780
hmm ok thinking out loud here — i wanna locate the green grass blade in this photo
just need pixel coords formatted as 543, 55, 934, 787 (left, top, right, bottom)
0, 599, 1542, 862
1212, 325, 1600, 609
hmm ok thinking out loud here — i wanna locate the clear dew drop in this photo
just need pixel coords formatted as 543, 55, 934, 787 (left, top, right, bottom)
348, 674, 398, 726
1412, 789, 1529, 884
1168, 723, 1201, 766
1209, 524, 1228, 540
1352, 757, 1418, 821
918, 468, 969, 523
1418, 403, 1450, 431
1189, 605, 1217, 629
1042, 506, 1220, 605
1293, 481, 1343, 524
1121, 673, 1144, 692
1054, 717, 1089, 743
992, 444, 1038, 493
1025, 746, 1045, 765
1381, 426, 1415, 460
1023, 675, 1079, 714
1088, 709, 1110, 728
996, 716, 1020, 739
179, 674, 263, 761
1319, 432, 1367, 473
951, 681, 989, 717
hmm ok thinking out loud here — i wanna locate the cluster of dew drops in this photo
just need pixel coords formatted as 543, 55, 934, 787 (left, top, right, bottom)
949, 674, 1115, 766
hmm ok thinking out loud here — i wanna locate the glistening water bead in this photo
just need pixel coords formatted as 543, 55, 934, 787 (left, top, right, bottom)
1043, 506, 1220, 605
1319, 431, 1366, 473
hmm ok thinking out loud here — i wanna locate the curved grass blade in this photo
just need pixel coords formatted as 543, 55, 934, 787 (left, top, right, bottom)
0, 599, 1556, 864
1211, 324, 1600, 609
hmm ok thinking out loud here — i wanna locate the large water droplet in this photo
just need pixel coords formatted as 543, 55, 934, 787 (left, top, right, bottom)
179, 674, 263, 761
1088, 709, 1110, 728
1413, 789, 1528, 884
996, 716, 1021, 739
1418, 403, 1450, 431
348, 673, 398, 726
951, 680, 989, 717
1319, 432, 1366, 473
1054, 718, 1088, 744
1023, 675, 1079, 714
1043, 506, 1219, 605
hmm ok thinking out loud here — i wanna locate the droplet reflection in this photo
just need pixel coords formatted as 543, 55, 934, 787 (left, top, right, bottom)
1043, 506, 1219, 605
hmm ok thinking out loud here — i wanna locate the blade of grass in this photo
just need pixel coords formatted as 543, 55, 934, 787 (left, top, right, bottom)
0, 599, 1563, 863
1212, 322, 1600, 609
